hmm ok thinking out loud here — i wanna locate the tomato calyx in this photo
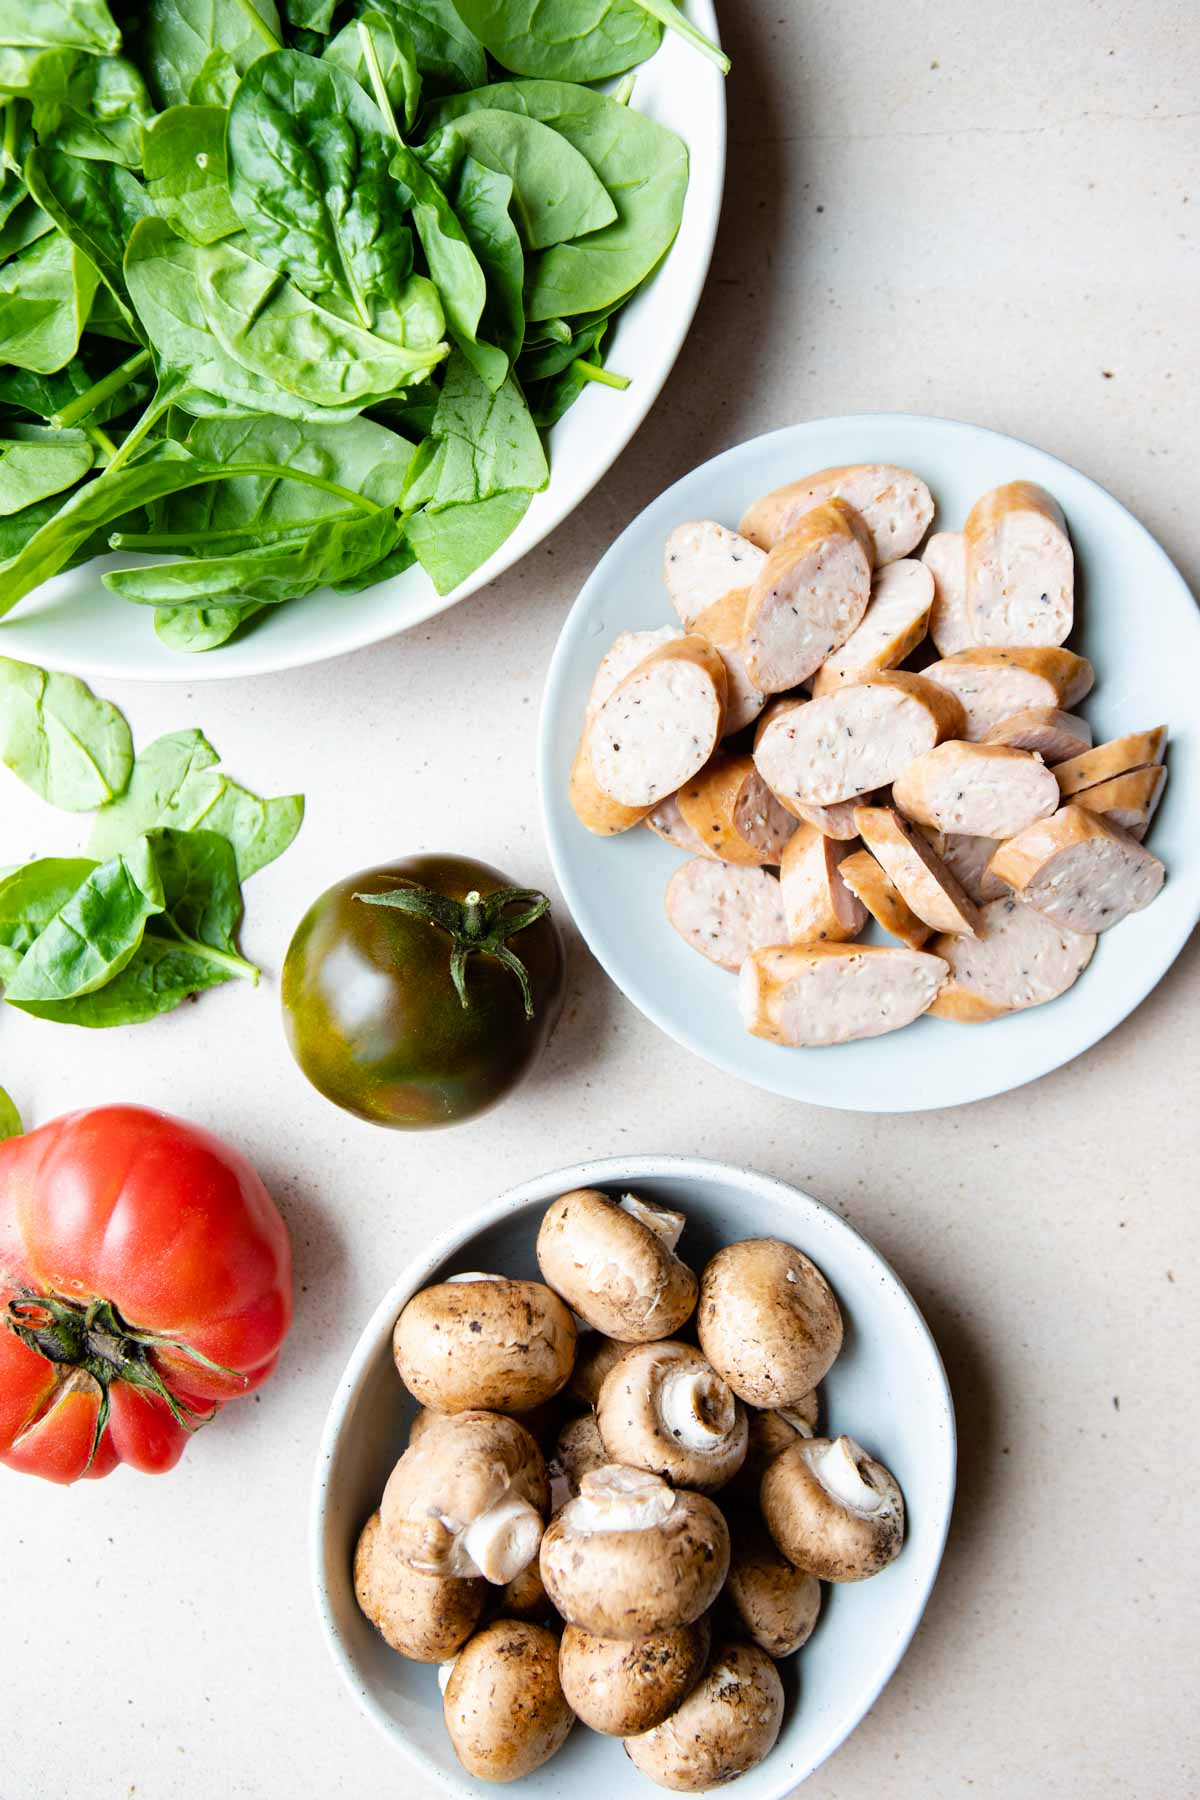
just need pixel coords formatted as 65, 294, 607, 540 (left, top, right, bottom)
4, 1287, 234, 1467
353, 881, 553, 1019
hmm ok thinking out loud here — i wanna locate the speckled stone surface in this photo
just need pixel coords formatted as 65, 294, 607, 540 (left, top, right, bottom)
2, 3, 1197, 1795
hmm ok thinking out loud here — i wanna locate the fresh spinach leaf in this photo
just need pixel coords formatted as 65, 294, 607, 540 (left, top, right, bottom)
0, 1, 120, 55
29, 54, 154, 167
87, 725, 218, 859
405, 486, 529, 594
105, 506, 399, 605
10, 931, 233, 1025
0, 194, 53, 260
0, 854, 96, 979
281, 0, 336, 28
0, 1084, 19, 1137
403, 349, 547, 511
145, 825, 256, 976
418, 109, 615, 251
323, 9, 421, 130
25, 145, 149, 314
388, 141, 505, 391
0, 228, 100, 372
367, 0, 485, 96
142, 104, 240, 245
176, 776, 303, 879
427, 79, 688, 319
0, 433, 93, 512
228, 50, 415, 333
445, 0, 660, 82
0, 653, 132, 808
153, 598, 263, 652
141, 0, 282, 111
449, 153, 524, 372
4, 834, 163, 1001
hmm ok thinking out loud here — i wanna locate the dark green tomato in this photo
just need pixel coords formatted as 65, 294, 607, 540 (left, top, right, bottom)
281, 856, 564, 1130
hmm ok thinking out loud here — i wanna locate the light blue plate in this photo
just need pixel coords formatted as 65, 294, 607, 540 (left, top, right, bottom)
539, 415, 1199, 1112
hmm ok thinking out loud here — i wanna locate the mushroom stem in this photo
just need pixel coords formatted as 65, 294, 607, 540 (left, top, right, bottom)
437, 1657, 458, 1695
572, 1465, 677, 1533
658, 1365, 737, 1450
460, 1492, 544, 1583
618, 1193, 686, 1251
813, 1435, 887, 1514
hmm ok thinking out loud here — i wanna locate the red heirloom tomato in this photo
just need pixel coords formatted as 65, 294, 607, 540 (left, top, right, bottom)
0, 1105, 292, 1485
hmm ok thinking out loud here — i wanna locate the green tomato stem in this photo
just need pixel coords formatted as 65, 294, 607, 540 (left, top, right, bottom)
629, 0, 730, 73
353, 881, 552, 1019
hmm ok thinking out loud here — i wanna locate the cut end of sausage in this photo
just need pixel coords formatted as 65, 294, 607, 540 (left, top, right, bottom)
929, 895, 1096, 1020
678, 753, 798, 867
740, 464, 934, 565
854, 805, 983, 937
924, 530, 973, 657
964, 481, 1074, 647
1073, 764, 1167, 839
645, 794, 720, 860
664, 520, 766, 627
591, 638, 727, 809
937, 833, 1010, 904
666, 860, 788, 971
738, 942, 948, 1047
922, 649, 1094, 740
987, 805, 1165, 935
810, 558, 933, 695
743, 500, 874, 693
588, 626, 682, 721
1053, 725, 1168, 797
779, 827, 868, 945
753, 673, 963, 809
892, 741, 1060, 840
839, 848, 932, 949
983, 707, 1093, 765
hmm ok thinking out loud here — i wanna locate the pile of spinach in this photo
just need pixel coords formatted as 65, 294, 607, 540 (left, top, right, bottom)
0, 0, 722, 651
0, 653, 302, 1025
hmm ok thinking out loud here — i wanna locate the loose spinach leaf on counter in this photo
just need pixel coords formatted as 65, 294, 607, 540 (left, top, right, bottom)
0, 1083, 20, 1137
0, 854, 96, 979
0, 653, 132, 807
10, 930, 235, 1025
85, 725, 218, 857
4, 833, 164, 1001
142, 105, 240, 246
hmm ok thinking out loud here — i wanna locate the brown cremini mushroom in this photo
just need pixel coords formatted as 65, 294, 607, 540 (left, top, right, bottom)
558, 1614, 711, 1736
537, 1189, 698, 1342
698, 1238, 842, 1406
381, 1410, 548, 1584
761, 1434, 905, 1581
393, 1274, 577, 1413
442, 1620, 574, 1781
353, 1511, 485, 1661
596, 1341, 748, 1492
623, 1639, 785, 1790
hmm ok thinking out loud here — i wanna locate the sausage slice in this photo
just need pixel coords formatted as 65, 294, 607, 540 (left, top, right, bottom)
740, 465, 934, 565
678, 753, 797, 867
779, 827, 867, 944
588, 626, 681, 721
738, 942, 948, 1047
854, 805, 983, 937
838, 849, 932, 949
743, 499, 874, 692
987, 805, 1165, 934
964, 481, 1074, 646
590, 637, 728, 809
794, 795, 878, 840
691, 587, 767, 735
1053, 725, 1168, 797
1073, 765, 1166, 839
922, 648, 1094, 740
665, 860, 787, 971
923, 531, 973, 657
754, 672, 965, 809
938, 833, 1009, 904
892, 742, 1060, 839
983, 707, 1092, 764
929, 896, 1096, 1021
810, 558, 933, 695
664, 520, 766, 627
644, 795, 720, 860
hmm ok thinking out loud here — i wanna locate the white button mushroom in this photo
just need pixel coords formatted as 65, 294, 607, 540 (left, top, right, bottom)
697, 1238, 843, 1406
595, 1341, 749, 1492
381, 1411, 549, 1584
539, 1465, 730, 1639
761, 1434, 905, 1582
393, 1276, 577, 1414
723, 1516, 822, 1657
624, 1639, 785, 1791
442, 1620, 575, 1782
353, 1511, 485, 1662
536, 1189, 698, 1343
558, 1615, 711, 1736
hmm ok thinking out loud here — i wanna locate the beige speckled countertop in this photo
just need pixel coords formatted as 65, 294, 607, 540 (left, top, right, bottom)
3, 3, 1198, 1795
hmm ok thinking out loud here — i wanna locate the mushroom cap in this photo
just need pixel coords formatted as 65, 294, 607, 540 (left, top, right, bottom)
540, 1465, 730, 1639
549, 1411, 608, 1509
394, 1277, 577, 1413
568, 1332, 628, 1406
381, 1410, 548, 1578
443, 1620, 574, 1782
537, 1189, 698, 1343
494, 1558, 555, 1625
761, 1435, 905, 1582
353, 1511, 485, 1662
698, 1239, 843, 1406
723, 1515, 822, 1656
623, 1639, 785, 1791
741, 1396, 820, 1483
559, 1615, 711, 1736
596, 1341, 749, 1493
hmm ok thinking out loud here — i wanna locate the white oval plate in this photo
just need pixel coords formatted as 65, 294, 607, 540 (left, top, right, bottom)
0, 8, 724, 683
311, 1155, 955, 1798
539, 414, 1200, 1112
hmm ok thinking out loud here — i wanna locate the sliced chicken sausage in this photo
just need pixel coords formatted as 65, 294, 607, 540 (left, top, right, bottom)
838, 849, 932, 949
810, 558, 933, 695
740, 465, 935, 566
590, 637, 728, 809
664, 520, 766, 627
923, 530, 973, 657
892, 741, 1060, 839
677, 753, 797, 867
588, 626, 681, 721
964, 481, 1074, 646
1073, 765, 1167, 839
753, 672, 965, 809
779, 827, 867, 944
922, 648, 1094, 740
738, 942, 948, 1047
1053, 725, 1167, 797
691, 587, 767, 735
987, 805, 1165, 934
795, 796, 876, 840
665, 860, 788, 971
854, 805, 983, 936
929, 896, 1096, 1021
644, 794, 720, 859
983, 707, 1092, 764
743, 499, 874, 692
938, 833, 1010, 904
